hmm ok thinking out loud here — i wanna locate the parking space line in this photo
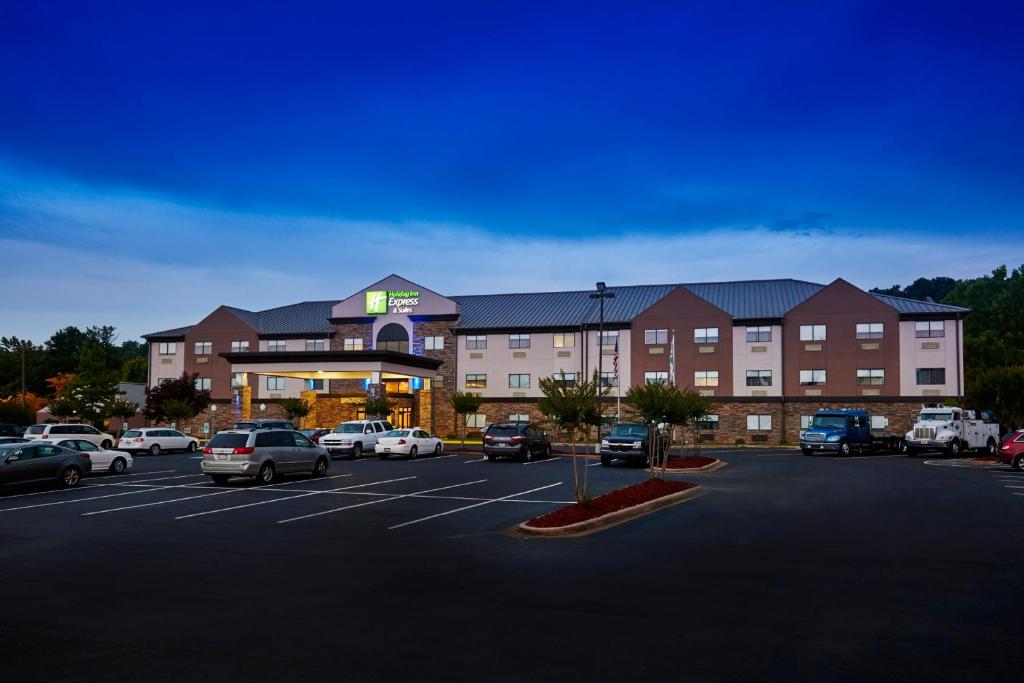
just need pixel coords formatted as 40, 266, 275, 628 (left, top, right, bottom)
410, 454, 459, 462
388, 482, 563, 530
586, 460, 603, 467
0, 477, 210, 512
82, 474, 354, 515
0, 471, 188, 502
524, 457, 563, 466
175, 476, 419, 520
94, 469, 177, 479
464, 457, 488, 463
276, 479, 488, 524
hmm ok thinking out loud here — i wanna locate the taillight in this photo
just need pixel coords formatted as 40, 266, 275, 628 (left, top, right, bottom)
511, 436, 523, 442
203, 447, 213, 454
484, 435, 494, 441
233, 447, 255, 455
397, 439, 406, 445
79, 453, 91, 459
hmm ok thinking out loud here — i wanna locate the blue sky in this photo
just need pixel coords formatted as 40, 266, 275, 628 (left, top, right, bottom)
1, 0, 1022, 342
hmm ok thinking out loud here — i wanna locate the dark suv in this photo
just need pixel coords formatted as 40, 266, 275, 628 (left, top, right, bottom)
233, 420, 295, 431
0, 423, 24, 438
483, 423, 551, 462
600, 423, 668, 467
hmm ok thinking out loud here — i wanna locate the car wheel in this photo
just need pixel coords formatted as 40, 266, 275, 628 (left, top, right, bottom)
408, 446, 418, 460
801, 449, 812, 456
352, 443, 362, 460
1013, 454, 1024, 472
110, 457, 127, 474
898, 439, 908, 454
312, 456, 328, 477
524, 447, 534, 462
187, 441, 198, 453
906, 446, 918, 457
101, 439, 112, 450
948, 439, 961, 457
839, 441, 851, 457
211, 474, 231, 485
148, 444, 161, 456
543, 444, 552, 459
434, 443, 442, 457
256, 462, 275, 484
985, 438, 997, 456
486, 453, 497, 462
600, 455, 611, 467
60, 466, 82, 488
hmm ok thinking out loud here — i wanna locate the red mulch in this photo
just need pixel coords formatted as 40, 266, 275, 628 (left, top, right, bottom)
662, 455, 718, 469
525, 479, 695, 529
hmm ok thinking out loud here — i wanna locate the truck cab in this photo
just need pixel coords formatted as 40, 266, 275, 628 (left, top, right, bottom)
800, 410, 873, 456
905, 406, 1000, 457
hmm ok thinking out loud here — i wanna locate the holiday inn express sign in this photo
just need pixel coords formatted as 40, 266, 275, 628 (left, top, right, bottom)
366, 290, 421, 315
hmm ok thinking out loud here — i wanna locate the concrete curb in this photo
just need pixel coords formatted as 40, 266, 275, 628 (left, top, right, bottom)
647, 459, 728, 475
515, 485, 705, 538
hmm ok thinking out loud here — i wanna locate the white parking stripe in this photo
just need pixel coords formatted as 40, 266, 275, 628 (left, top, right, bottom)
0, 471, 185, 502
82, 474, 354, 515
0, 478, 210, 512
464, 457, 488, 463
276, 479, 488, 524
95, 469, 177, 479
388, 482, 563, 530
410, 454, 459, 462
174, 476, 419, 520
524, 457, 563, 466
586, 461, 603, 467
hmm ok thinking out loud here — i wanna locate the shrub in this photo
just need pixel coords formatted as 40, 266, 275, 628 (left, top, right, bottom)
734, 438, 745, 446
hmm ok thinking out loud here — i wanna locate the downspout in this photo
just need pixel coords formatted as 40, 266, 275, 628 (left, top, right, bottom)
955, 316, 963, 403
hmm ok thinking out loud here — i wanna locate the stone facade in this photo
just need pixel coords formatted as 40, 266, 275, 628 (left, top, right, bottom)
414, 319, 457, 436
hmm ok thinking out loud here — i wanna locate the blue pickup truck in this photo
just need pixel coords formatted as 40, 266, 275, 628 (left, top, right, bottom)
800, 409, 905, 456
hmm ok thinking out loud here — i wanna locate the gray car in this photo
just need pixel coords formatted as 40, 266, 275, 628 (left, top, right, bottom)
201, 429, 329, 485
0, 442, 93, 488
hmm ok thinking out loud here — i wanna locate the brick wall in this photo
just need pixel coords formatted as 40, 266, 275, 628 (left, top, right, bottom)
415, 320, 457, 436
331, 323, 373, 351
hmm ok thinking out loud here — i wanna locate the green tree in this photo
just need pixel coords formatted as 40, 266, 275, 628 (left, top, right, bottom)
626, 382, 674, 479
46, 395, 76, 422
121, 356, 148, 383
944, 265, 1024, 373
0, 337, 49, 397
107, 396, 140, 437
538, 371, 604, 503
43, 326, 87, 376
363, 395, 394, 421
661, 387, 713, 474
281, 397, 312, 424
144, 373, 212, 423
967, 366, 1024, 432
449, 390, 483, 454
160, 398, 197, 430
871, 276, 958, 303
120, 340, 147, 363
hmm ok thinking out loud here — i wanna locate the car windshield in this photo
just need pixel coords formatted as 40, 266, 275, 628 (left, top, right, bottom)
27, 425, 46, 434
810, 416, 848, 429
207, 433, 250, 449
334, 424, 364, 433
384, 430, 410, 437
123, 430, 143, 437
920, 413, 952, 422
610, 424, 648, 437
488, 426, 520, 437
234, 422, 257, 430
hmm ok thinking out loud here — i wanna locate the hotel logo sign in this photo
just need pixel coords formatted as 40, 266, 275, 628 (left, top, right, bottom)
366, 290, 421, 315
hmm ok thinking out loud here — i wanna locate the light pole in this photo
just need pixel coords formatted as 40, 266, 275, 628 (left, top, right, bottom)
589, 282, 616, 449
209, 403, 217, 440
259, 403, 266, 419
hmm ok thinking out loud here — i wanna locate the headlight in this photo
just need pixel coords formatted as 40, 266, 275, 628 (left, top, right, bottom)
826, 433, 842, 442
631, 441, 643, 449
601, 440, 610, 447
799, 431, 806, 440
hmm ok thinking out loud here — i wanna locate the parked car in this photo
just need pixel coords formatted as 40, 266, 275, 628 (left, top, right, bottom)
24, 423, 116, 449
998, 429, 1024, 471
117, 428, 200, 455
600, 422, 667, 467
320, 420, 394, 459
0, 442, 92, 488
42, 438, 133, 474
0, 437, 28, 445
201, 429, 329, 485
483, 422, 552, 462
299, 428, 332, 445
0, 423, 25, 437
375, 428, 443, 459
233, 420, 295, 431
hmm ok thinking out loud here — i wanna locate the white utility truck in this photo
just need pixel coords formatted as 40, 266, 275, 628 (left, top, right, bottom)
905, 406, 999, 457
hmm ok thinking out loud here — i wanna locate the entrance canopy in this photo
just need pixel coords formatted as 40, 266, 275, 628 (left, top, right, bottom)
221, 350, 442, 382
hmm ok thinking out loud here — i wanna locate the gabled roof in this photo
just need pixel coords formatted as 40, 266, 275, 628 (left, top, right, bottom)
224, 306, 261, 329
681, 279, 824, 319
258, 300, 339, 335
450, 284, 678, 329
142, 325, 194, 340
870, 292, 969, 315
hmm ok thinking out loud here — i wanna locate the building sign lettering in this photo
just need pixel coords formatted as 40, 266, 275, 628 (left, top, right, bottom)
366, 290, 421, 315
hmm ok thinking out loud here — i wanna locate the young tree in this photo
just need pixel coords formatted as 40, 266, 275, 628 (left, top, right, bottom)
144, 372, 212, 424
46, 395, 76, 422
626, 381, 672, 479
661, 387, 713, 476
538, 371, 603, 503
121, 357, 148, 383
281, 397, 312, 424
160, 398, 196, 430
107, 396, 140, 437
449, 390, 483, 454
968, 365, 1024, 432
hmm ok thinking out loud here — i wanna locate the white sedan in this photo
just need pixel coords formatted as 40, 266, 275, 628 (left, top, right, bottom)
42, 438, 134, 474
375, 428, 443, 459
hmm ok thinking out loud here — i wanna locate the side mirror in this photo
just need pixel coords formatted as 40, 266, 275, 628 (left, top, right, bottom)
5, 455, 18, 463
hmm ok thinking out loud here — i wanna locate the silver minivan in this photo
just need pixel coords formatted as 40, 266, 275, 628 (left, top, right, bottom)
201, 429, 329, 485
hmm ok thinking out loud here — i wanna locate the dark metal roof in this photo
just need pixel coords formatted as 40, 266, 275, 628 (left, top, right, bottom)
450, 284, 678, 329
256, 300, 339, 335
142, 325, 194, 340
681, 279, 825, 319
870, 293, 969, 315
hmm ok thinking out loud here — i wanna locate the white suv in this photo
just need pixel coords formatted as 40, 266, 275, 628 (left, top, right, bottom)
320, 420, 394, 459
118, 427, 201, 455
24, 423, 115, 449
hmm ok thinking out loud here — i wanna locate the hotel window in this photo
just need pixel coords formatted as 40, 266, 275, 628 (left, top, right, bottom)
800, 325, 827, 341
509, 334, 531, 349
746, 326, 772, 343
747, 415, 772, 431
915, 321, 945, 338
424, 336, 444, 351
554, 372, 577, 386
231, 373, 245, 388
343, 338, 363, 351
916, 368, 946, 385
465, 374, 487, 389
745, 370, 772, 386
194, 341, 212, 355
599, 372, 617, 388
553, 333, 575, 348
265, 376, 285, 391
158, 342, 177, 355
800, 415, 813, 429
466, 335, 487, 350
194, 378, 211, 391
231, 340, 250, 353
644, 371, 668, 385
433, 375, 444, 386
857, 368, 885, 386
645, 329, 668, 345
508, 413, 530, 423
694, 327, 719, 344
870, 415, 887, 430
599, 330, 619, 347
305, 339, 326, 352
268, 340, 286, 352
509, 374, 531, 389
308, 378, 325, 391
695, 415, 719, 431
800, 369, 827, 386
465, 413, 486, 429
856, 323, 884, 340
694, 370, 719, 387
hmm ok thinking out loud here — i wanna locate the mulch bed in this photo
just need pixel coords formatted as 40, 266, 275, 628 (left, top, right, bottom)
525, 479, 696, 529
662, 455, 718, 469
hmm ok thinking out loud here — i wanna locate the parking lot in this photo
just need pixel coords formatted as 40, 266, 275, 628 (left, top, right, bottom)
1, 447, 1021, 682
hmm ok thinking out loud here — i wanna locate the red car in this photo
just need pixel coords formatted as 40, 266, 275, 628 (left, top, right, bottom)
998, 430, 1024, 470
299, 428, 331, 445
